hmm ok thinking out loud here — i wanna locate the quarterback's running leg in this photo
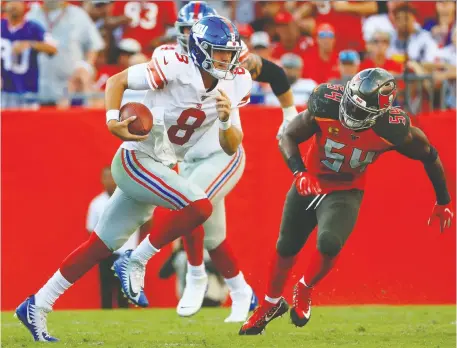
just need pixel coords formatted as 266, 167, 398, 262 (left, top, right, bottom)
15, 185, 153, 342
178, 148, 254, 320
291, 189, 364, 327
110, 149, 212, 307
240, 184, 318, 335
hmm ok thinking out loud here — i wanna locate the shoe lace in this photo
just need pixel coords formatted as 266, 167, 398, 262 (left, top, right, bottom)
34, 306, 51, 337
130, 260, 146, 291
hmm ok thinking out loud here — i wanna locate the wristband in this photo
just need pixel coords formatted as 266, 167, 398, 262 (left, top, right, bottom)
287, 154, 307, 175
219, 118, 232, 130
106, 110, 120, 123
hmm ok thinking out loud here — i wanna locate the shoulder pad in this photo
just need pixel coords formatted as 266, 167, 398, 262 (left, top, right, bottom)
373, 107, 411, 146
307, 83, 344, 121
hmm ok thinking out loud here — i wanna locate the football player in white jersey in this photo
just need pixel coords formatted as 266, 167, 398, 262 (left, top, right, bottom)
15, 15, 250, 342
147, 1, 300, 322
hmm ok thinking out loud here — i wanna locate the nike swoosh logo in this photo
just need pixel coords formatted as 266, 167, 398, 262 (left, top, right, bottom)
26, 303, 33, 325
264, 304, 281, 322
128, 275, 138, 298
163, 57, 169, 65
302, 306, 311, 320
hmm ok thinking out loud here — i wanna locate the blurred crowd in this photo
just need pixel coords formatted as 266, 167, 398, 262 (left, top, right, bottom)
1, 0, 456, 112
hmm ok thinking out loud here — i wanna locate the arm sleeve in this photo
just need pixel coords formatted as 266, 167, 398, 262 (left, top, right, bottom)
256, 57, 291, 97
32, 22, 46, 42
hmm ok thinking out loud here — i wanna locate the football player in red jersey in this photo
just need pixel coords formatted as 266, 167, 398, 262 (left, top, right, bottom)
239, 68, 454, 335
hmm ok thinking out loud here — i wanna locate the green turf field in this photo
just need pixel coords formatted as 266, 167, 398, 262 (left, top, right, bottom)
2, 306, 455, 347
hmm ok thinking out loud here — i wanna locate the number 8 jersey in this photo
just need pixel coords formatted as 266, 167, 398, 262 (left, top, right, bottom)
122, 48, 252, 167
304, 83, 411, 191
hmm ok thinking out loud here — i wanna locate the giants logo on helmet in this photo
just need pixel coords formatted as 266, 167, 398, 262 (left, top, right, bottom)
193, 23, 208, 37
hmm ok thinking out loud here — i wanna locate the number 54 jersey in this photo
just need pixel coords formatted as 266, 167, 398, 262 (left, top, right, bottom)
304, 83, 411, 191
122, 48, 252, 166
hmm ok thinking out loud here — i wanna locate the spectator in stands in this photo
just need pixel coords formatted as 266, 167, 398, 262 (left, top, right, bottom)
84, 0, 131, 65
388, 4, 439, 64
407, 28, 456, 109
301, 23, 339, 84
292, 1, 378, 52
264, 53, 316, 106
250, 31, 272, 60
250, 1, 282, 34
363, 1, 398, 45
360, 31, 403, 76
237, 23, 254, 52
271, 11, 314, 61
330, 50, 361, 86
87, 167, 151, 309
26, 0, 104, 106
112, 1, 177, 55
423, 1, 456, 48
1, 1, 57, 109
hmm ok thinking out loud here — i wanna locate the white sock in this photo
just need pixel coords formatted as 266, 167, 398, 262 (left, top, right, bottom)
225, 272, 248, 293
35, 270, 72, 311
265, 295, 280, 304
131, 235, 160, 264
187, 262, 206, 278
299, 276, 313, 288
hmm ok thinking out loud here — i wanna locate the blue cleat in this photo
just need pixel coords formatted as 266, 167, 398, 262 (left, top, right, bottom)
249, 291, 259, 311
113, 250, 149, 307
15, 295, 59, 342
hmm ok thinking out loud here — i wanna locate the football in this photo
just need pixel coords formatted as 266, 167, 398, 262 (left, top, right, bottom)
120, 102, 153, 136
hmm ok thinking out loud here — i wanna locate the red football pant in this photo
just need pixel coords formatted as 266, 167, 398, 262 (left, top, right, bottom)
148, 199, 212, 249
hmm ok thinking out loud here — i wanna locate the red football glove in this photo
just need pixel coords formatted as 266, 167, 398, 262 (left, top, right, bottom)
295, 172, 322, 196
428, 202, 454, 233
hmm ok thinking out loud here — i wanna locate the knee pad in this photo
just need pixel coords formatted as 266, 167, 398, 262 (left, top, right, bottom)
276, 238, 302, 258
317, 232, 342, 257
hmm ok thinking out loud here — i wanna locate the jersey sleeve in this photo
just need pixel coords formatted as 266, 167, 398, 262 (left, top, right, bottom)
30, 21, 45, 42
128, 50, 182, 90
307, 83, 343, 120
373, 107, 411, 146
234, 68, 252, 108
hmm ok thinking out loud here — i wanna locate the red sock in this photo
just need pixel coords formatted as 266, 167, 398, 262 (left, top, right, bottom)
182, 225, 204, 266
60, 233, 112, 283
148, 199, 212, 248
208, 240, 240, 279
266, 251, 297, 299
302, 250, 338, 287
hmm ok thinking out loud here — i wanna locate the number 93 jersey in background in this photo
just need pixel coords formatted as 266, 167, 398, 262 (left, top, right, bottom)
123, 48, 252, 166
305, 83, 411, 191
